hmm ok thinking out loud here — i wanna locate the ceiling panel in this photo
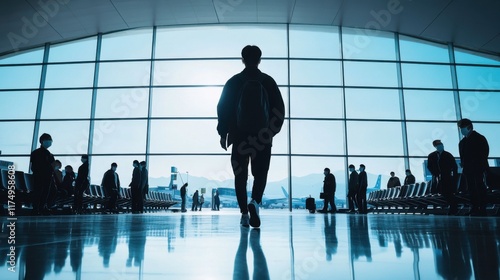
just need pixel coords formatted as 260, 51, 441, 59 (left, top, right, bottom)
290, 0, 342, 24
0, 0, 499, 56
482, 35, 500, 55
336, 0, 452, 36
421, 0, 500, 51
257, 0, 293, 23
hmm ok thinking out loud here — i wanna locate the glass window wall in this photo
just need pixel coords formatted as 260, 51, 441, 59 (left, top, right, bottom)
0, 24, 499, 209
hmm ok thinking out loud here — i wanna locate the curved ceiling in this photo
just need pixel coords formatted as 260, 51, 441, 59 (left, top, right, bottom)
1, 0, 499, 57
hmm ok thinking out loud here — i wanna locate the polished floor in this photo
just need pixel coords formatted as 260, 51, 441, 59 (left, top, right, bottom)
1, 210, 499, 280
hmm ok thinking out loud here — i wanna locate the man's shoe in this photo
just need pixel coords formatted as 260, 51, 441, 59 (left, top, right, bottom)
240, 214, 250, 227
248, 200, 261, 228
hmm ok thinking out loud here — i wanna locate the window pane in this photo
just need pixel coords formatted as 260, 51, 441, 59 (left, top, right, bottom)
347, 157, 407, 189
290, 60, 342, 86
155, 24, 287, 59
456, 66, 500, 90
344, 62, 398, 87
408, 157, 429, 183
401, 64, 453, 89
148, 155, 230, 189
98, 61, 150, 87
92, 120, 147, 154
154, 59, 287, 86
0, 48, 44, 64
259, 60, 288, 85
289, 25, 340, 59
49, 37, 97, 62
38, 121, 90, 155
404, 90, 457, 121
95, 88, 149, 118
0, 91, 38, 119
291, 156, 346, 200
460, 91, 500, 121
474, 123, 500, 157
89, 155, 140, 186
150, 120, 221, 153
342, 28, 395, 60
454, 48, 500, 65
290, 87, 343, 118
148, 155, 288, 194
151, 87, 219, 117
41, 90, 92, 119
154, 60, 240, 86
270, 119, 289, 155
345, 89, 400, 120
0, 65, 41, 89
0, 121, 34, 155
291, 120, 344, 155
347, 121, 404, 156
399, 35, 449, 63
101, 29, 153, 60
406, 122, 460, 157
3, 157, 30, 173
45, 63, 95, 88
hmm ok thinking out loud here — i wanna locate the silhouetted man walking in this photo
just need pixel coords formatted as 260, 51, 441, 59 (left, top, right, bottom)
217, 45, 285, 228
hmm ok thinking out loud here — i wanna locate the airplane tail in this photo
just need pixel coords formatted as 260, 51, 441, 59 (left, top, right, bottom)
374, 175, 381, 189
281, 186, 289, 199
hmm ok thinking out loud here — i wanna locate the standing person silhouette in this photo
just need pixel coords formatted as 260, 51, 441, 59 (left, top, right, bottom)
74, 155, 89, 214
357, 164, 368, 214
192, 190, 199, 211
457, 118, 490, 216
217, 45, 285, 228
180, 183, 188, 212
319, 168, 336, 213
130, 160, 141, 214
30, 133, 55, 215
347, 164, 359, 213
101, 162, 120, 214
427, 140, 458, 215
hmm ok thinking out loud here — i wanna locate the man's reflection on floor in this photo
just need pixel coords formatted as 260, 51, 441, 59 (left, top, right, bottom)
431, 218, 472, 280
468, 220, 499, 280
98, 215, 118, 267
323, 214, 338, 261
53, 217, 71, 274
233, 228, 270, 280
127, 215, 147, 268
22, 220, 54, 280
349, 215, 372, 262
70, 216, 84, 274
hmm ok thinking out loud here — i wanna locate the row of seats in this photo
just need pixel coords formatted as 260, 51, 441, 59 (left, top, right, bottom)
367, 177, 500, 215
0, 169, 177, 214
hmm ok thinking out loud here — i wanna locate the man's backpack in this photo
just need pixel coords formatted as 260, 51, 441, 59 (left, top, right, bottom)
236, 75, 270, 134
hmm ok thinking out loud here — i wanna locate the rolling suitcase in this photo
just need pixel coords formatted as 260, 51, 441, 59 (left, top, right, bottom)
306, 197, 316, 213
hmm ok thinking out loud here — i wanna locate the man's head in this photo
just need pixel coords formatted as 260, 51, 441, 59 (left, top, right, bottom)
140, 161, 146, 168
133, 160, 139, 167
405, 169, 411, 175
64, 165, 73, 173
390, 171, 395, 177
457, 118, 473, 137
39, 133, 53, 149
432, 139, 444, 152
111, 162, 117, 171
81, 155, 88, 163
324, 167, 330, 176
54, 160, 62, 170
348, 164, 355, 172
359, 164, 365, 172
241, 45, 262, 67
